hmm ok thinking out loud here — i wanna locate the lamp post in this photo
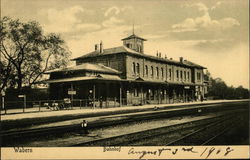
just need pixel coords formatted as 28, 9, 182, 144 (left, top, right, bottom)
1, 90, 6, 114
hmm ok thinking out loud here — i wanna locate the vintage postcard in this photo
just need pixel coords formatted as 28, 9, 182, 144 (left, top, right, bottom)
0, 0, 249, 159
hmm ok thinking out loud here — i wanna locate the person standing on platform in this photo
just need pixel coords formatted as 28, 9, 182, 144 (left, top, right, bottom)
81, 120, 89, 134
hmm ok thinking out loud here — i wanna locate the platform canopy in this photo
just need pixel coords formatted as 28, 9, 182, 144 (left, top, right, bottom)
42, 74, 121, 84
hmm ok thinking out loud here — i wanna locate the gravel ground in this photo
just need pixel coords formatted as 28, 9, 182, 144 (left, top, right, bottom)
11, 112, 230, 146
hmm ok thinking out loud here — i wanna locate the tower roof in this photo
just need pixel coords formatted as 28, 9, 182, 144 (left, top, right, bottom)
121, 34, 147, 41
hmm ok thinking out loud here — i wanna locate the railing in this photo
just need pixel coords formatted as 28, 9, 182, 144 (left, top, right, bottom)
0, 96, 196, 115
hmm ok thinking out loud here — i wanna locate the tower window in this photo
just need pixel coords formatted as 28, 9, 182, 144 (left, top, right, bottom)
138, 45, 141, 52
126, 43, 130, 48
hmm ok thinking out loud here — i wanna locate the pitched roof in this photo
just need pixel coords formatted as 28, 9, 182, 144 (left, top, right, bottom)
72, 46, 138, 60
72, 46, 206, 69
121, 34, 147, 41
46, 63, 121, 74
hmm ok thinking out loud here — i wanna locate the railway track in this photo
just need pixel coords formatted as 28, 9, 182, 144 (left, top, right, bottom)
0, 104, 227, 142
1, 107, 247, 146
0, 106, 209, 146
70, 112, 238, 146
166, 117, 238, 146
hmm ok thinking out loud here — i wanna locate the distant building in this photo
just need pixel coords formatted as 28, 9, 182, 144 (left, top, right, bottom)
44, 33, 208, 106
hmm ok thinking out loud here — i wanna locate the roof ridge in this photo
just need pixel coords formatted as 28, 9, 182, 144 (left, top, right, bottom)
71, 45, 206, 69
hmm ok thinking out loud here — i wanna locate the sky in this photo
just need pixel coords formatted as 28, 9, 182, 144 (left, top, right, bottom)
1, 0, 249, 89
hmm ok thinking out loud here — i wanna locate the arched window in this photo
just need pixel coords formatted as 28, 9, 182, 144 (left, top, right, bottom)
145, 65, 148, 76
169, 68, 172, 80
180, 70, 183, 80
166, 69, 168, 80
161, 68, 164, 79
136, 63, 140, 75
132, 62, 136, 74
151, 66, 154, 77
184, 71, 186, 81
176, 70, 179, 80
156, 67, 159, 79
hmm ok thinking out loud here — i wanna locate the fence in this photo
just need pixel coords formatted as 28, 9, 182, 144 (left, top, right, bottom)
0, 96, 196, 115
0, 98, 130, 115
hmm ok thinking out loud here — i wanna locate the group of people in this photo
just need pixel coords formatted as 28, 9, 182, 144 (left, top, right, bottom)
46, 98, 72, 111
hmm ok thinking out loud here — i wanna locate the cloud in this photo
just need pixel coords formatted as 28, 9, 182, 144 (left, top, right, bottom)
102, 6, 133, 28
41, 6, 101, 33
102, 16, 124, 27
183, 2, 208, 13
68, 24, 132, 58
76, 24, 101, 31
191, 39, 236, 52
220, 18, 240, 29
172, 3, 240, 32
211, 1, 222, 10
104, 6, 120, 17
144, 34, 167, 39
104, 6, 133, 17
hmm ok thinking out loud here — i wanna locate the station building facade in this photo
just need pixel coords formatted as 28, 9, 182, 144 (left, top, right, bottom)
45, 33, 208, 106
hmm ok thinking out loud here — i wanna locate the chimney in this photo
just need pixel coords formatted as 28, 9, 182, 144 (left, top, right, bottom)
156, 51, 158, 57
159, 52, 161, 58
170, 58, 173, 60
94, 44, 99, 51
165, 54, 167, 59
100, 41, 103, 53
179, 57, 183, 63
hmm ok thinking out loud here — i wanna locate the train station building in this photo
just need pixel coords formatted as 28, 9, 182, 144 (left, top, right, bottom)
44, 33, 208, 107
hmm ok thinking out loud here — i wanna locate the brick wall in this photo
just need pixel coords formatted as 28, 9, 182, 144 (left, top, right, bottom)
75, 53, 203, 85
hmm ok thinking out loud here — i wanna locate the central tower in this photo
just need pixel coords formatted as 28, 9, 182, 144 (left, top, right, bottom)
122, 33, 147, 54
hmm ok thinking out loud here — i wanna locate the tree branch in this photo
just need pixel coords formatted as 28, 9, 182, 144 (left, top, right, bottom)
30, 52, 53, 85
1, 41, 19, 68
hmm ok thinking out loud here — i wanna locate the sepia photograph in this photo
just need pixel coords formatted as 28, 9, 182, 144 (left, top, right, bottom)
0, 0, 249, 159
